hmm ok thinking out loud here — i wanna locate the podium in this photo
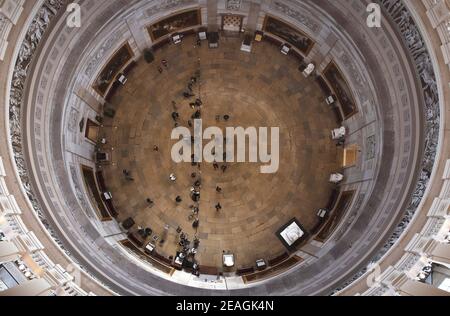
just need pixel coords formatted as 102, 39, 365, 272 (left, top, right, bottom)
280, 44, 290, 55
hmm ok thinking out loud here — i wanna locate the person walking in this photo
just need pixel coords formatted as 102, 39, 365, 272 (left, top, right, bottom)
192, 218, 199, 229
123, 169, 134, 181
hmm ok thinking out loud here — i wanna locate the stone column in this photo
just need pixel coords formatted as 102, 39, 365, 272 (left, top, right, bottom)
75, 87, 102, 114
428, 242, 450, 265
126, 13, 152, 52
423, 0, 450, 66
0, 156, 5, 176
0, 0, 24, 24
207, 0, 218, 31
246, 1, 261, 32
0, 241, 20, 263
0, 278, 52, 296
0, 0, 25, 60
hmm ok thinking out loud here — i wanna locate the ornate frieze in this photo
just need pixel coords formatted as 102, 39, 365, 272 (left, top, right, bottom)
86, 0, 196, 77
69, 165, 91, 214
226, 0, 242, 11
145, 0, 196, 17
8, 0, 68, 254
366, 135, 377, 160
373, 0, 440, 259
84, 32, 123, 77
333, 0, 441, 294
271, 0, 321, 34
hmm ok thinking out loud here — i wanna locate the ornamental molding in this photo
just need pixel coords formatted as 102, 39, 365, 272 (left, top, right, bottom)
272, 0, 321, 33
333, 0, 441, 294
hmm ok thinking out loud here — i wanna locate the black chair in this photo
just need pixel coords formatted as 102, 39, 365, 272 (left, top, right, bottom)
208, 32, 219, 49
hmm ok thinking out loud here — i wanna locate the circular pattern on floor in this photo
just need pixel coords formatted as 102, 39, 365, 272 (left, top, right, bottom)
101, 36, 341, 269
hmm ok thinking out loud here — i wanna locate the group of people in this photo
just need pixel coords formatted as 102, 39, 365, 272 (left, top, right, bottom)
121, 52, 235, 275
122, 169, 134, 181
178, 232, 201, 276
213, 162, 228, 173
166, 69, 231, 236
174, 68, 205, 274
157, 59, 168, 74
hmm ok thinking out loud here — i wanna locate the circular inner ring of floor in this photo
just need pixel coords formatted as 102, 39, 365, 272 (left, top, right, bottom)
99, 37, 341, 270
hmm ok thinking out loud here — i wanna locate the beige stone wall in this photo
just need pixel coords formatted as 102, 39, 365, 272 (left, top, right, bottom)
0, 0, 113, 296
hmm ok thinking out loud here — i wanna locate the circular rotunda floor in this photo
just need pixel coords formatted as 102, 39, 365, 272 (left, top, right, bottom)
100, 36, 341, 269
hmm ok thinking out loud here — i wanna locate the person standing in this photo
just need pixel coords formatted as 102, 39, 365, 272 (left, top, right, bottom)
192, 218, 200, 229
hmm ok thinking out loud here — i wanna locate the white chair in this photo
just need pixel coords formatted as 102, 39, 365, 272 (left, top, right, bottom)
103, 192, 112, 200
326, 95, 335, 105
241, 36, 252, 53
223, 253, 235, 267
330, 173, 344, 184
172, 34, 183, 44
317, 209, 328, 218
280, 44, 290, 55
256, 259, 266, 269
198, 31, 207, 41
303, 63, 315, 77
0, 156, 6, 177
332, 127, 346, 140
145, 243, 155, 253
118, 74, 127, 85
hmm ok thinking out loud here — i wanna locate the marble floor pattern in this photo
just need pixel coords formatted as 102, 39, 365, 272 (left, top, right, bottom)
100, 36, 341, 269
